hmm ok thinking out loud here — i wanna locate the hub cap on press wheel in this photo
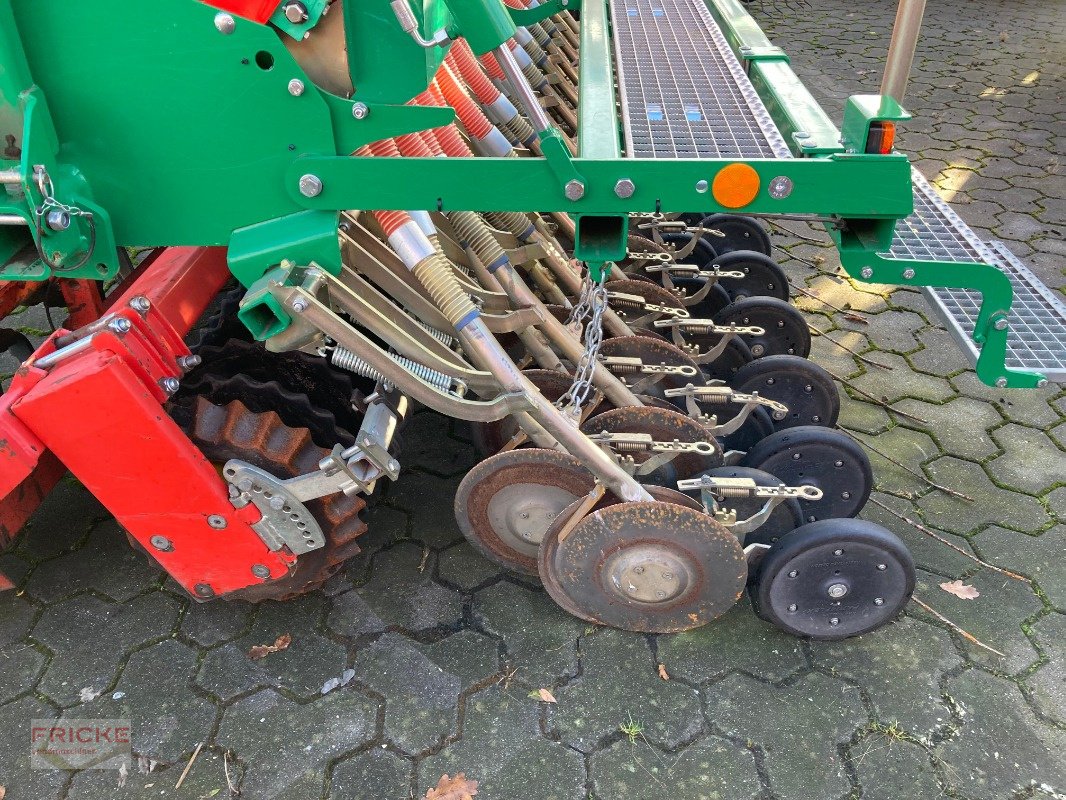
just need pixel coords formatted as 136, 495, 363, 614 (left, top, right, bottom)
751, 519, 915, 640
454, 448, 596, 575
537, 501, 747, 633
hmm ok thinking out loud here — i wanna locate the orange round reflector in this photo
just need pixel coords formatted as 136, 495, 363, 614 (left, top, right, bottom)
711, 163, 761, 209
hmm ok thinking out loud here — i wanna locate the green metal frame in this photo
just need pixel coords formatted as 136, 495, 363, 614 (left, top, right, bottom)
0, 0, 1038, 386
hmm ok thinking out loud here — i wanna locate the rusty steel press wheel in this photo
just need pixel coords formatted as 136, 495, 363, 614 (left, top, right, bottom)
598, 335, 705, 407
454, 448, 596, 576
538, 500, 747, 633
606, 278, 687, 328
178, 397, 368, 601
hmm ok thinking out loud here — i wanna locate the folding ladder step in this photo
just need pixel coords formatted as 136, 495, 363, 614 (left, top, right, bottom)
609, 0, 792, 159
883, 171, 1066, 381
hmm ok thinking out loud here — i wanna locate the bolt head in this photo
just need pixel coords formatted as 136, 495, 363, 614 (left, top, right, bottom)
860, 267, 874, 279
159, 377, 180, 394
178, 354, 202, 370
833, 549, 843, 556
829, 616, 840, 626
787, 603, 797, 612
877, 563, 886, 571
269, 495, 286, 510
195, 583, 214, 597
46, 209, 71, 231
564, 180, 585, 201
902, 268, 916, 280
283, 1, 308, 23
695, 179, 709, 193
291, 297, 308, 313
108, 317, 132, 335
993, 318, 1008, 331
207, 514, 228, 530
288, 78, 305, 96
768, 175, 793, 199
614, 178, 635, 199
995, 377, 1008, 388
874, 597, 884, 606
827, 583, 848, 599
129, 296, 151, 313
252, 563, 271, 579
298, 174, 323, 198
351, 102, 370, 120
1037, 378, 1048, 388
788, 569, 798, 578
150, 535, 173, 552
214, 12, 236, 33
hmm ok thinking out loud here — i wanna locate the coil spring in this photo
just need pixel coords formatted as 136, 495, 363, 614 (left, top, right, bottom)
331, 346, 454, 394
415, 318, 454, 347
714, 486, 759, 498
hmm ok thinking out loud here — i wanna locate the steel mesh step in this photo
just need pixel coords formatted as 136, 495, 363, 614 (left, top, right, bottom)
609, 0, 792, 160
883, 170, 1066, 380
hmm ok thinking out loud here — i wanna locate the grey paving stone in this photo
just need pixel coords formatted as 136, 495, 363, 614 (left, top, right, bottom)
657, 597, 805, 684
0, 641, 47, 704
1048, 487, 1066, 524
860, 492, 980, 577
918, 457, 1051, 535
179, 596, 253, 647
987, 424, 1065, 496
951, 373, 1063, 429
197, 594, 345, 701
331, 747, 414, 800
850, 353, 956, 405
0, 591, 38, 646
472, 581, 584, 686
912, 568, 1042, 674
852, 426, 941, 498
589, 735, 761, 800
841, 309, 928, 355
343, 502, 412, 587
74, 639, 216, 764
400, 410, 480, 477
437, 541, 504, 591
937, 669, 1066, 800
907, 326, 975, 377
850, 734, 942, 800
387, 472, 465, 549
217, 687, 378, 800
32, 592, 182, 706
418, 685, 585, 800
352, 631, 497, 755
1026, 613, 1066, 727
25, 521, 162, 604
0, 695, 67, 800
811, 617, 961, 737
707, 672, 867, 800
892, 396, 1004, 462
973, 525, 1066, 611
328, 543, 462, 637
836, 393, 892, 436
549, 628, 703, 753
66, 748, 234, 799
15, 480, 108, 562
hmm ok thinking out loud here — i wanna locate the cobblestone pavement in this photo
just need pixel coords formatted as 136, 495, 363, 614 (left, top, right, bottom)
1, 0, 1064, 798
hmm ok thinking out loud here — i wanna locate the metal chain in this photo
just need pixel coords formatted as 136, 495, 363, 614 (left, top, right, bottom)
31, 166, 97, 272
557, 269, 609, 420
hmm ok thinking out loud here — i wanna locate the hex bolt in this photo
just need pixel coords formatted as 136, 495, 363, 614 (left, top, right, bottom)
829, 617, 840, 626
833, 548, 843, 556
1037, 379, 1048, 388
288, 78, 305, 97
46, 210, 70, 231
195, 583, 215, 597
902, 268, 916, 279
874, 597, 885, 606
995, 377, 1008, 388
128, 296, 151, 313
655, 590, 666, 599
214, 12, 236, 34
252, 563, 271, 579
993, 318, 1008, 331
298, 174, 323, 198
177, 354, 202, 370
159, 377, 180, 394
769, 175, 793, 199
827, 583, 848, 598
269, 495, 286, 510
107, 317, 132, 335
788, 569, 798, 578
564, 180, 585, 201
614, 178, 635, 199
787, 603, 797, 612
150, 535, 173, 552
351, 102, 370, 120
283, 1, 308, 23
860, 267, 874, 279
876, 563, 886, 571
841, 491, 850, 499
207, 515, 228, 529
291, 297, 308, 313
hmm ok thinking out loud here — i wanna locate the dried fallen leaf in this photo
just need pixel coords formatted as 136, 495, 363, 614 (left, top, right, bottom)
657, 663, 670, 681
425, 772, 479, 800
999, 31, 1008, 42
117, 762, 128, 789
843, 313, 868, 325
940, 580, 980, 600
248, 633, 292, 660
537, 688, 557, 704
0, 784, 6, 800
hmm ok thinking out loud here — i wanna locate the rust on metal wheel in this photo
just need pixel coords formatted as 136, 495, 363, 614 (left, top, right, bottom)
179, 397, 368, 601
581, 405, 722, 480
606, 278, 686, 328
598, 335, 705, 406
454, 448, 596, 575
538, 501, 747, 633
469, 369, 584, 455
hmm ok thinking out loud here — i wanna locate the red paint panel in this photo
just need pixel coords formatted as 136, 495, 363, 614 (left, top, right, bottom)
200, 0, 279, 24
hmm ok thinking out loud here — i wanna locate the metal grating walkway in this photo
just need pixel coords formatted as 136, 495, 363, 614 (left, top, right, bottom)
883, 170, 1066, 380
609, 0, 793, 160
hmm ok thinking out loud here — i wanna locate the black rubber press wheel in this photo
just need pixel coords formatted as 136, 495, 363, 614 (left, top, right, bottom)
698, 214, 772, 256
711, 250, 789, 302
740, 425, 873, 521
730, 354, 840, 430
714, 296, 811, 359
750, 519, 915, 640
